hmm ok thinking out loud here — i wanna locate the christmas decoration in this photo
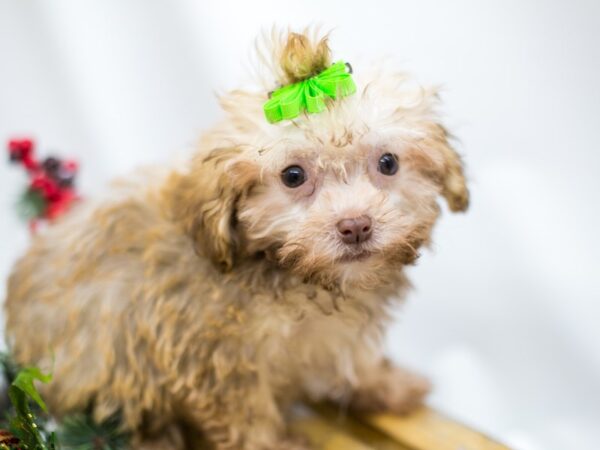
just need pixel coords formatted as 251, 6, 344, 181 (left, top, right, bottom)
57, 414, 129, 450
3, 141, 127, 448
7, 138, 80, 233
0, 355, 129, 450
6, 367, 56, 450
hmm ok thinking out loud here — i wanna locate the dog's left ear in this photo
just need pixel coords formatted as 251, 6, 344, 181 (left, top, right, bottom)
166, 148, 259, 271
425, 124, 469, 212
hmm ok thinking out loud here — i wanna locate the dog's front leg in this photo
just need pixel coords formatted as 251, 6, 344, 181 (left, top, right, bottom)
348, 358, 431, 415
184, 385, 310, 450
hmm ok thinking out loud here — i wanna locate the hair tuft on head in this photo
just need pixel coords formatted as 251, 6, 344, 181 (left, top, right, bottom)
254, 26, 333, 88
279, 31, 331, 84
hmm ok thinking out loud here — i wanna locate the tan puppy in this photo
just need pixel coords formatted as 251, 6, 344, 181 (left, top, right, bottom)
5, 29, 468, 450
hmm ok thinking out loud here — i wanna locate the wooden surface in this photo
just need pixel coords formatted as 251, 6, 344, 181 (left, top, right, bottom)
291, 404, 512, 450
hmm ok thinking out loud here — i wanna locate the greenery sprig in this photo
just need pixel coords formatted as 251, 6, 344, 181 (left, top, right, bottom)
0, 355, 129, 450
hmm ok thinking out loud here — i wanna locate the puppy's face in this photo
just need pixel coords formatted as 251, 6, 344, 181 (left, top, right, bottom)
235, 121, 466, 290
176, 55, 468, 291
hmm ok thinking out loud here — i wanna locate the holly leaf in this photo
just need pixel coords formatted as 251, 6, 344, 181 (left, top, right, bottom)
8, 367, 53, 450
17, 189, 47, 220
10, 366, 52, 412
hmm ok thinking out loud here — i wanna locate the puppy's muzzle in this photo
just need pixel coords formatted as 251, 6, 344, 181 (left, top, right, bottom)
336, 215, 372, 245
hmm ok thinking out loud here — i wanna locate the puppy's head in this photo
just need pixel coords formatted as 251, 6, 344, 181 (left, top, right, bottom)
174, 29, 468, 290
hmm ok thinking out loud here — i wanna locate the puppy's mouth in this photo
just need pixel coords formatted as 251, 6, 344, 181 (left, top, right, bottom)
338, 249, 372, 263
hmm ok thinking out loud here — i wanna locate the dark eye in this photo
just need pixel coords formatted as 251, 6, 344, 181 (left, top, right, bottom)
377, 153, 399, 176
281, 165, 306, 188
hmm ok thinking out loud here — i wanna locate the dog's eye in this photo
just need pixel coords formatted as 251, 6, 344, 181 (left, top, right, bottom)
377, 153, 399, 176
281, 165, 306, 188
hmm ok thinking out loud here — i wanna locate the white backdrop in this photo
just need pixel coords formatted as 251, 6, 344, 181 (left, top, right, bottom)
1, 1, 599, 449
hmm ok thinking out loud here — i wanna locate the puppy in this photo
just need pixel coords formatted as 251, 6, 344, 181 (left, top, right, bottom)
5, 29, 468, 450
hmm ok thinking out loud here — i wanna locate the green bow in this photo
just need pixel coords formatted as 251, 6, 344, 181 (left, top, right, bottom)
263, 61, 356, 124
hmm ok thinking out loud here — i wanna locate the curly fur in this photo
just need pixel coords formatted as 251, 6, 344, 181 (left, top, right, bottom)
5, 28, 468, 450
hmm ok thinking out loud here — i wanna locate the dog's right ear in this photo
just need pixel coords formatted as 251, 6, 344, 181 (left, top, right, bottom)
417, 124, 469, 213
164, 148, 259, 271
431, 125, 469, 213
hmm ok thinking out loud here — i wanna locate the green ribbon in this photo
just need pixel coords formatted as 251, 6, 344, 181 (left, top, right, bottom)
263, 61, 356, 124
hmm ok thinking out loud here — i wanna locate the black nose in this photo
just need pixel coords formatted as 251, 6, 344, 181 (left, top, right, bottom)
336, 216, 373, 244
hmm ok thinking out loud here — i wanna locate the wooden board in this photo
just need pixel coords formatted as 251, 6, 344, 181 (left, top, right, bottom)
291, 404, 512, 450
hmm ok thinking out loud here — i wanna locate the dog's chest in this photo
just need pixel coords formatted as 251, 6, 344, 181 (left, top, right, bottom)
246, 287, 387, 397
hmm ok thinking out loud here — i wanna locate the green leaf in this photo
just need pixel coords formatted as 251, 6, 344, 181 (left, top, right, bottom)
7, 367, 53, 450
47, 431, 58, 450
10, 367, 52, 412
17, 189, 47, 220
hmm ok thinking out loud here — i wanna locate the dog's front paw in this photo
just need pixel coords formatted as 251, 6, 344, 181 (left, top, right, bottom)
350, 363, 431, 415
